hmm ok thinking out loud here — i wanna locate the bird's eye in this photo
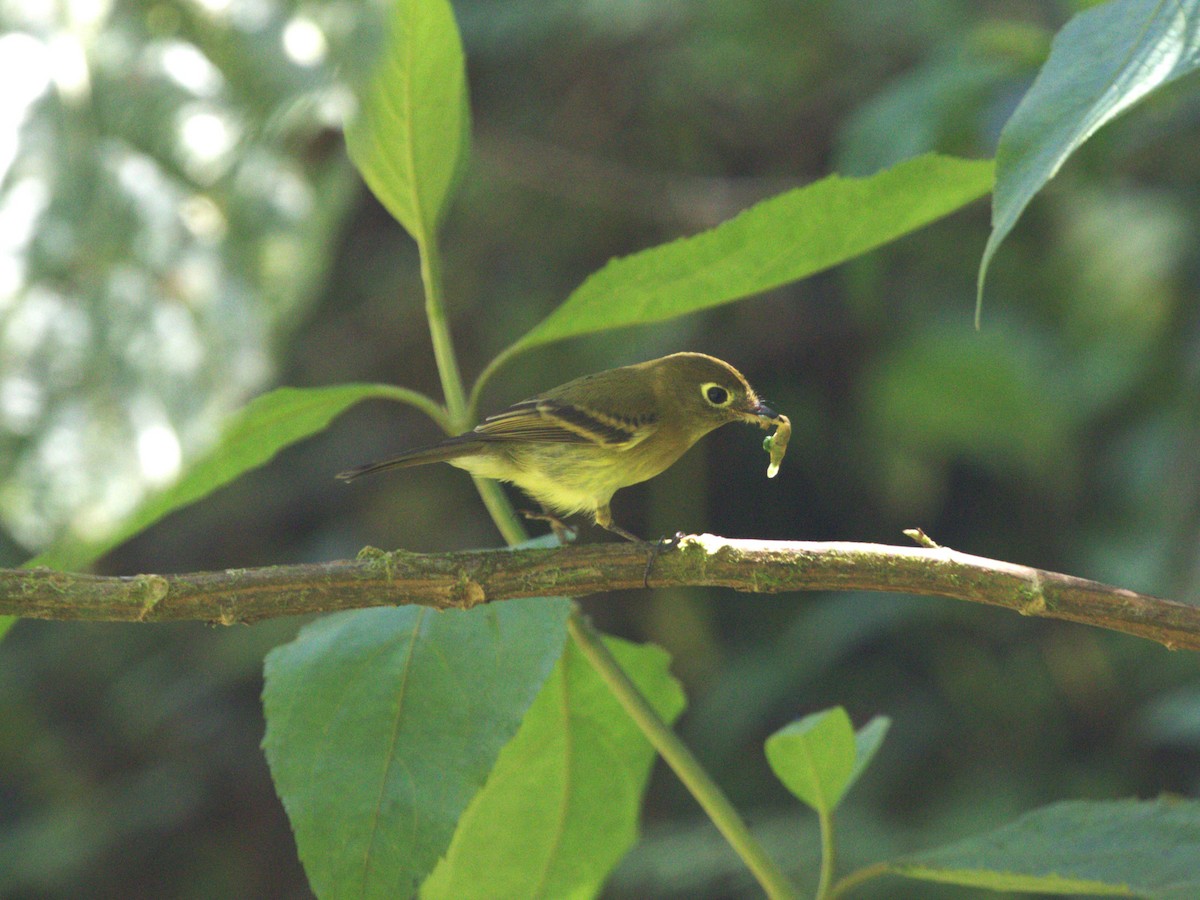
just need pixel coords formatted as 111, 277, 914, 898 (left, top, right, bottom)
701, 383, 732, 407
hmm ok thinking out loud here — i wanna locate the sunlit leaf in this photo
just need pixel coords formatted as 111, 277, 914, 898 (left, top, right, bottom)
263, 598, 571, 899
421, 636, 685, 899
482, 154, 992, 387
978, 0, 1200, 320
891, 797, 1200, 897
344, 0, 471, 243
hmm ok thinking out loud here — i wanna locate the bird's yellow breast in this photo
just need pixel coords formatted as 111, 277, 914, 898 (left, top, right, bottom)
448, 432, 695, 517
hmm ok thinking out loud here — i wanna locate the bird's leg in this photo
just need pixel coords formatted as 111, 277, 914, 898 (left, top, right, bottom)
594, 504, 643, 543
521, 507, 576, 544
641, 532, 685, 589
595, 503, 678, 588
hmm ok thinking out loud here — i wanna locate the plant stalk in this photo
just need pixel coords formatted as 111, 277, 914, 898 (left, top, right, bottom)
828, 861, 890, 899
374, 384, 454, 434
567, 611, 801, 900
473, 477, 529, 546
816, 808, 836, 899
418, 237, 529, 545
419, 239, 469, 428
467, 342, 518, 422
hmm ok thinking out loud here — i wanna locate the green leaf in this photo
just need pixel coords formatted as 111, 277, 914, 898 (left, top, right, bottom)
978, 0, 1200, 320
765, 707, 858, 815
344, 0, 470, 243
27, 383, 426, 573
262, 598, 571, 900
421, 636, 685, 899
890, 797, 1200, 897
847, 715, 891, 793
483, 154, 992, 383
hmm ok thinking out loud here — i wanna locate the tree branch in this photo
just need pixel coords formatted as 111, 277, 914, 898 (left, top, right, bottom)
3, 534, 1197, 651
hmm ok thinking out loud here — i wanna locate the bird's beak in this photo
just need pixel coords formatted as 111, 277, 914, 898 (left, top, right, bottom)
753, 401, 777, 419
739, 399, 778, 428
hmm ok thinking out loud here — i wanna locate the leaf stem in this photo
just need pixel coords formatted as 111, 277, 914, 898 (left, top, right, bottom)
567, 610, 801, 900
419, 239, 469, 428
473, 477, 529, 546
815, 808, 836, 899
372, 383, 453, 434
467, 342, 520, 423
417, 238, 530, 544
827, 861, 890, 899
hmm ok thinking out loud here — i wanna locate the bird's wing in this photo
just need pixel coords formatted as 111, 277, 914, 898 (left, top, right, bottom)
474, 399, 657, 448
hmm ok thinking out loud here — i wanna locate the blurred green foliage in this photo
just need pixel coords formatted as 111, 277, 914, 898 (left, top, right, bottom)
2, 0, 1200, 897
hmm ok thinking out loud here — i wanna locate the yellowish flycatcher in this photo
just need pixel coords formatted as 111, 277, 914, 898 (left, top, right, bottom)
338, 352, 780, 540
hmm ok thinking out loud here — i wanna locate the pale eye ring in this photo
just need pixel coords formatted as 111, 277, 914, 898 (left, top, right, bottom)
701, 382, 733, 407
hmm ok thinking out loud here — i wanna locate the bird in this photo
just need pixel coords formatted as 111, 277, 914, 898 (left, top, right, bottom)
337, 352, 779, 541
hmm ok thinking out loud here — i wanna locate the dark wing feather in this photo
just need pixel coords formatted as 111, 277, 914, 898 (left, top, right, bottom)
474, 399, 653, 447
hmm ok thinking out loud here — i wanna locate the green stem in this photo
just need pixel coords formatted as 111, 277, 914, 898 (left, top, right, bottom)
473, 477, 529, 546
467, 341, 520, 423
816, 809, 835, 899
372, 383, 453, 434
567, 611, 802, 900
417, 238, 529, 544
827, 861, 890, 899
419, 238, 469, 428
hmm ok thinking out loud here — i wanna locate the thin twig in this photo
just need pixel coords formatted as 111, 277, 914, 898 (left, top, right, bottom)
2, 535, 1196, 651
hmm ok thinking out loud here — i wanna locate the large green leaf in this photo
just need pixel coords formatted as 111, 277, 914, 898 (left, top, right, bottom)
421, 636, 685, 899
890, 797, 1200, 897
26, 383, 425, 573
978, 0, 1200, 318
344, 0, 470, 243
482, 154, 992, 384
262, 598, 572, 900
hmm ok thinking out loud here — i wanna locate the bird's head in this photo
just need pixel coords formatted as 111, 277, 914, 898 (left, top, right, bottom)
647, 352, 777, 436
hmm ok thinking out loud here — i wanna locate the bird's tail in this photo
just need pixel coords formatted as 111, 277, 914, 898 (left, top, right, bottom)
336, 437, 479, 482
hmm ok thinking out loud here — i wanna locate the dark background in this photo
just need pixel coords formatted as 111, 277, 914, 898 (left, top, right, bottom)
1, 0, 1199, 896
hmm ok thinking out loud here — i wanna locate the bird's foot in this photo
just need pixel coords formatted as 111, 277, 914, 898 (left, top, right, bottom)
521, 509, 577, 544
643, 531, 685, 588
